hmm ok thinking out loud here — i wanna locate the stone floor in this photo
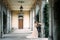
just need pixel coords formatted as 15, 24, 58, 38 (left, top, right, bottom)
0, 29, 48, 40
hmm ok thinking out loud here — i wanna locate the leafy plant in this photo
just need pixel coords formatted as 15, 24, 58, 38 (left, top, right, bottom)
43, 3, 49, 37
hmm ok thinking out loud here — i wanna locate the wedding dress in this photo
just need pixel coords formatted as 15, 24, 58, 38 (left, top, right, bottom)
26, 23, 38, 38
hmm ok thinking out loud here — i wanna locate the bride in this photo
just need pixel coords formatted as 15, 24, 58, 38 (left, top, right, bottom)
26, 21, 40, 38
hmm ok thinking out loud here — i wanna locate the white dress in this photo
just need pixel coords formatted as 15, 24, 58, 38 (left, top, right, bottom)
26, 23, 38, 38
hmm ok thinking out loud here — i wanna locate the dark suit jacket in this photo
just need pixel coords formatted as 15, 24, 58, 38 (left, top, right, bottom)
37, 24, 41, 32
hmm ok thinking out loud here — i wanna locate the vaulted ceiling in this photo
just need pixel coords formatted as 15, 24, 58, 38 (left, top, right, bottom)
4, 0, 36, 10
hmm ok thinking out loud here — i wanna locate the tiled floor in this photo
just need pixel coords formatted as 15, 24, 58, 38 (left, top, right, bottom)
0, 29, 48, 40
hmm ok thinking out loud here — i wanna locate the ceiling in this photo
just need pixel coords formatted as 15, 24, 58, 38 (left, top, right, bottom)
7, 0, 36, 10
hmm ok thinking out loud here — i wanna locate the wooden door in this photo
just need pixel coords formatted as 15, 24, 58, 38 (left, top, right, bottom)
18, 17, 23, 29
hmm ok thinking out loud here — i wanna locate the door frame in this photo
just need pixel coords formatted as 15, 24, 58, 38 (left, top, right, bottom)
18, 15, 23, 29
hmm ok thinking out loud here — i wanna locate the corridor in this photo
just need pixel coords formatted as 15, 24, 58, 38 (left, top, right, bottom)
0, 0, 57, 40
0, 29, 48, 40
0, 0, 60, 40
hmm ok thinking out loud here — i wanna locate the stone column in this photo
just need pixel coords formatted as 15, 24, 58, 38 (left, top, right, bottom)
49, 0, 54, 40
7, 9, 12, 33
40, 0, 46, 37
32, 9, 35, 31
30, 10, 33, 31
10, 11, 12, 32
53, 0, 60, 40
7, 9, 10, 33
30, 9, 35, 31
0, 3, 4, 38
0, 4, 2, 38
